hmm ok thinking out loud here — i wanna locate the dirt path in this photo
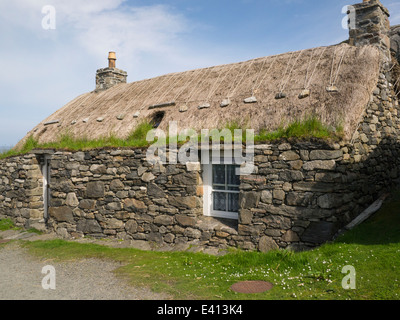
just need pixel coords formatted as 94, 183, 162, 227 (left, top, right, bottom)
0, 240, 169, 300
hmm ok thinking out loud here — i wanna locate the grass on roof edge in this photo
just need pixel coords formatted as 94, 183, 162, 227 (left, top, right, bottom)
0, 117, 344, 160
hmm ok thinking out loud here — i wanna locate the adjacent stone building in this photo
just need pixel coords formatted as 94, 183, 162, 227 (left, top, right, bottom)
1, 0, 400, 252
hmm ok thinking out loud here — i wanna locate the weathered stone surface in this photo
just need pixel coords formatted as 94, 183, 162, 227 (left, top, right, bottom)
239, 210, 253, 224
106, 218, 124, 229
110, 179, 124, 191
77, 219, 102, 234
154, 215, 174, 226
317, 194, 342, 209
141, 172, 155, 182
303, 160, 336, 171
66, 193, 79, 207
49, 207, 74, 223
258, 236, 278, 252
240, 191, 260, 209
106, 202, 122, 211
301, 221, 336, 244
147, 183, 166, 198
79, 199, 96, 210
168, 196, 198, 209
286, 192, 313, 207
262, 214, 291, 229
172, 172, 199, 185
282, 230, 300, 242
260, 190, 273, 204
184, 228, 202, 239
90, 164, 107, 174
273, 190, 285, 201
309, 150, 343, 160
86, 181, 105, 198
293, 182, 336, 193
125, 220, 138, 234
124, 198, 147, 212
279, 151, 300, 161
176, 215, 196, 227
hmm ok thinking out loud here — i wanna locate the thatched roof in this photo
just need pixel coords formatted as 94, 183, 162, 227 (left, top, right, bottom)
17, 43, 381, 148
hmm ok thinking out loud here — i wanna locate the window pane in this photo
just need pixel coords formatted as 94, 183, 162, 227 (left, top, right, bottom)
227, 165, 240, 186
213, 185, 226, 191
213, 165, 225, 185
213, 192, 227, 211
228, 193, 239, 212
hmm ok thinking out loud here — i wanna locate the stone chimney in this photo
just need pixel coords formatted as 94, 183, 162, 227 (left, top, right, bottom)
348, 0, 391, 59
95, 52, 127, 92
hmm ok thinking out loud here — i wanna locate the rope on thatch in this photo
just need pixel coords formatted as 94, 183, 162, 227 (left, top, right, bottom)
139, 74, 174, 112
250, 57, 268, 96
299, 47, 327, 99
303, 48, 315, 90
173, 69, 201, 102
184, 67, 213, 106
153, 72, 182, 106
124, 79, 154, 115
327, 46, 348, 92
227, 59, 255, 99
276, 50, 304, 99
252, 56, 277, 96
205, 63, 236, 104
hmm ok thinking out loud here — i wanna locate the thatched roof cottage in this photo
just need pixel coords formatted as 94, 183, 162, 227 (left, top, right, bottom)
2, 0, 400, 252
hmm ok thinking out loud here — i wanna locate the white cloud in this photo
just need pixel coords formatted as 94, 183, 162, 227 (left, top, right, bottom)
0, 0, 218, 146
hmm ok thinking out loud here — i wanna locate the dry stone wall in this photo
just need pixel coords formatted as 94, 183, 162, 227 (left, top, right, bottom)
0, 154, 45, 231
1, 53, 400, 252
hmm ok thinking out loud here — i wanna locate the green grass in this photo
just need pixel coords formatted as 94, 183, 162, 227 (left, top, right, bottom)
0, 121, 153, 159
0, 218, 20, 231
256, 117, 342, 142
0, 118, 342, 160
18, 189, 400, 300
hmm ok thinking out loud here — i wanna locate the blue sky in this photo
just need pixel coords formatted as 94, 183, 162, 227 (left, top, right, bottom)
0, 0, 399, 147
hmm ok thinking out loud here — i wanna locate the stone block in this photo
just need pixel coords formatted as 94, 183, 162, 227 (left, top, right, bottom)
273, 189, 285, 201
66, 193, 79, 207
301, 221, 336, 244
106, 218, 124, 229
176, 215, 197, 227
86, 181, 105, 198
147, 183, 166, 198
239, 191, 260, 209
154, 215, 174, 226
258, 236, 279, 252
110, 179, 124, 191
168, 196, 199, 209
79, 199, 96, 210
303, 160, 336, 171
282, 230, 300, 242
279, 151, 300, 161
124, 198, 147, 212
184, 228, 202, 239
49, 206, 74, 223
260, 190, 272, 204
309, 150, 343, 160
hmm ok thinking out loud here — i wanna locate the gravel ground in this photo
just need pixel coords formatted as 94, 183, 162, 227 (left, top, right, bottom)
0, 242, 170, 300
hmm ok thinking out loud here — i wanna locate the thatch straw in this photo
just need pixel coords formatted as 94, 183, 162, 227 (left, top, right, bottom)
16, 43, 381, 149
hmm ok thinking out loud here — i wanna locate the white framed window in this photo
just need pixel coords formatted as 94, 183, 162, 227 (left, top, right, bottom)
203, 163, 240, 220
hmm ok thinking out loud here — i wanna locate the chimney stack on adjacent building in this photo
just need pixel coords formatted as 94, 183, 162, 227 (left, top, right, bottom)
348, 0, 391, 60
95, 52, 127, 92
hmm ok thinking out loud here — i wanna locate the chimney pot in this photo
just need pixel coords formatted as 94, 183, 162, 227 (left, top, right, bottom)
108, 51, 117, 68
95, 51, 127, 92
